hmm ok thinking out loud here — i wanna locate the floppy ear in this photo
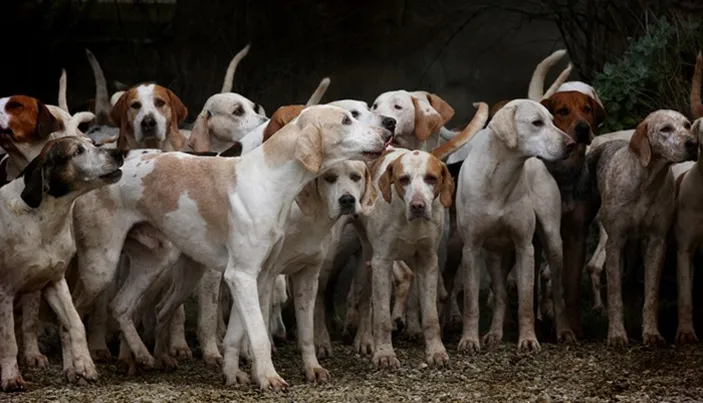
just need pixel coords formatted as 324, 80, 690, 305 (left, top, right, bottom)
166, 88, 188, 124
539, 98, 555, 113
488, 104, 518, 149
360, 166, 379, 215
427, 94, 455, 126
592, 98, 606, 127
629, 121, 651, 167
36, 101, 62, 139
295, 180, 321, 216
294, 124, 323, 173
437, 162, 455, 208
378, 159, 397, 203
20, 155, 49, 208
110, 92, 131, 151
412, 96, 443, 141
692, 118, 703, 153
188, 112, 211, 152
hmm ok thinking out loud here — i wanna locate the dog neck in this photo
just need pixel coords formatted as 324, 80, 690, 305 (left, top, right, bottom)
624, 150, 673, 191
475, 132, 530, 202
4, 178, 78, 235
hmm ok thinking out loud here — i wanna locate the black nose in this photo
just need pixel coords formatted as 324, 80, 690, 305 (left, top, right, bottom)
410, 200, 426, 216
141, 115, 157, 133
339, 194, 356, 212
381, 116, 396, 134
685, 138, 698, 156
574, 121, 591, 144
109, 148, 126, 166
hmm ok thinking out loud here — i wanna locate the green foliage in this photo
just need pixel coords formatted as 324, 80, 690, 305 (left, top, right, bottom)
593, 16, 702, 132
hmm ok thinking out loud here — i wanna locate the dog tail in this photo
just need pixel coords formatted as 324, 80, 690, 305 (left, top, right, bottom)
306, 77, 331, 106
692, 51, 703, 119
85, 49, 111, 125
66, 111, 95, 137
431, 102, 489, 160
221, 44, 251, 93
528, 49, 567, 101
58, 69, 69, 114
542, 63, 573, 100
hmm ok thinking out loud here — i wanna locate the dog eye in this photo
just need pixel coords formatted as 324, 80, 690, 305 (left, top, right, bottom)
556, 108, 569, 116
154, 99, 166, 108
350, 173, 361, 182
372, 103, 378, 110
233, 105, 244, 116
130, 102, 142, 110
583, 106, 592, 114
424, 175, 437, 185
351, 110, 360, 118
684, 121, 691, 130
324, 175, 338, 183
398, 175, 410, 185
393, 104, 402, 111
6, 101, 22, 110
74, 146, 85, 156
661, 125, 674, 133
342, 116, 352, 126
532, 120, 544, 127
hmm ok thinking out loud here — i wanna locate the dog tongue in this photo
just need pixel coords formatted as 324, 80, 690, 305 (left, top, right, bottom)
384, 137, 395, 149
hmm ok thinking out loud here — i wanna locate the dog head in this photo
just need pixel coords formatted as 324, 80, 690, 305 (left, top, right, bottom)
19, 136, 125, 208
541, 90, 605, 146
328, 99, 397, 134
371, 90, 454, 149
277, 105, 392, 173
378, 150, 454, 221
110, 84, 188, 151
629, 110, 697, 167
0, 95, 64, 163
188, 93, 268, 152
262, 105, 305, 143
488, 99, 575, 161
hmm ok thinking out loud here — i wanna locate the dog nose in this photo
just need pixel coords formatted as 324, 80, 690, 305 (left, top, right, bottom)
339, 194, 356, 213
141, 115, 157, 133
685, 138, 698, 156
109, 148, 126, 165
574, 122, 591, 144
381, 116, 396, 134
410, 200, 426, 216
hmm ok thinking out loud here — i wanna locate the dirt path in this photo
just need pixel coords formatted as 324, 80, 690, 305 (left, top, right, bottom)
6, 339, 703, 403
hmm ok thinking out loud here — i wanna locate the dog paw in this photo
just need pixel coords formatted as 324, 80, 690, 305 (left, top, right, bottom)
482, 331, 503, 349
458, 336, 481, 354
169, 343, 193, 361
1, 374, 26, 392
203, 352, 223, 368
133, 351, 155, 370
426, 349, 449, 367
90, 348, 113, 363
354, 332, 374, 356
675, 328, 698, 345
643, 331, 666, 348
305, 365, 330, 382
607, 332, 629, 348
223, 370, 250, 386
373, 350, 400, 369
23, 352, 49, 369
557, 329, 577, 345
157, 354, 179, 371
73, 356, 99, 383
316, 341, 333, 359
517, 337, 541, 354
258, 372, 288, 391
117, 356, 137, 376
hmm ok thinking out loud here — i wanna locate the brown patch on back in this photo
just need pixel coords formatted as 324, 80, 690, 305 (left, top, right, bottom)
0, 96, 63, 154
262, 105, 305, 143
138, 154, 236, 244
489, 100, 510, 119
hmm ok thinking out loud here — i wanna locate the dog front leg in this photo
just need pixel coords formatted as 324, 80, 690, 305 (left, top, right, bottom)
20, 292, 48, 368
198, 268, 224, 367
676, 246, 698, 344
414, 253, 448, 367
0, 291, 24, 391
483, 251, 507, 349
587, 220, 607, 312
371, 255, 398, 369
515, 242, 540, 353
458, 243, 482, 354
291, 263, 329, 382
168, 304, 191, 360
605, 234, 628, 347
642, 235, 666, 347
314, 258, 333, 359
43, 278, 98, 384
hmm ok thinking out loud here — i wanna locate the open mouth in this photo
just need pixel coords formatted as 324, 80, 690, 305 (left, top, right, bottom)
100, 169, 123, 181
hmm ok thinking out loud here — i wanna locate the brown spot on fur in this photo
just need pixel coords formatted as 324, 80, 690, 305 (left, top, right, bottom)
138, 154, 236, 244
0, 96, 63, 154
262, 105, 305, 143
489, 100, 510, 119
426, 154, 455, 208
541, 91, 605, 143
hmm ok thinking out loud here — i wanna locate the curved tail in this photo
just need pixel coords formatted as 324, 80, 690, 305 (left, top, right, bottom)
692, 51, 702, 119
528, 49, 567, 101
85, 49, 111, 125
542, 63, 573, 100
431, 102, 489, 160
66, 111, 95, 137
58, 69, 69, 113
306, 77, 331, 106
221, 44, 251, 93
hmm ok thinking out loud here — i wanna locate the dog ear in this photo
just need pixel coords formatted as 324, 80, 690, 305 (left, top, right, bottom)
20, 154, 50, 208
219, 141, 242, 157
110, 92, 131, 152
427, 94, 455, 126
36, 101, 62, 139
592, 98, 606, 127
412, 96, 443, 142
488, 103, 518, 149
438, 162, 455, 208
295, 180, 321, 216
540, 98, 554, 113
264, 105, 305, 142
360, 166, 379, 215
294, 124, 323, 173
188, 111, 211, 152
378, 158, 397, 203
165, 88, 188, 125
629, 121, 651, 167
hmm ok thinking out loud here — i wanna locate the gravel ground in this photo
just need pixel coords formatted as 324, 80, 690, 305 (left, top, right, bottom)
6, 336, 703, 403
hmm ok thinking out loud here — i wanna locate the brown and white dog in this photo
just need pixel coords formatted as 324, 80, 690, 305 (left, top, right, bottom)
0, 137, 125, 391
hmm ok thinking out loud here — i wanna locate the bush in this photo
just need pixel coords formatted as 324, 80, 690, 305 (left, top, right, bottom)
593, 15, 703, 132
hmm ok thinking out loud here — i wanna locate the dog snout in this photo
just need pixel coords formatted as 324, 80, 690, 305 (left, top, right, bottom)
109, 148, 126, 166
563, 135, 576, 158
685, 138, 699, 160
141, 115, 157, 134
339, 194, 356, 214
409, 200, 426, 219
574, 121, 591, 144
381, 116, 396, 134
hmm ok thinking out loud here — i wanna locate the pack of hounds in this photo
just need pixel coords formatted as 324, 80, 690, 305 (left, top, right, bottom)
0, 44, 702, 392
